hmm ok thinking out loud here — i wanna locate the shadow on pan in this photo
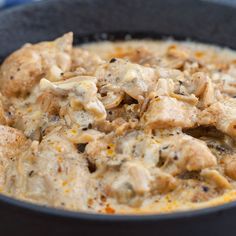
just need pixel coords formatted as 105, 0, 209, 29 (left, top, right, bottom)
0, 0, 236, 235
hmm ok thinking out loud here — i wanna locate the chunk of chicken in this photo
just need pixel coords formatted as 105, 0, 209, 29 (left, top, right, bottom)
225, 156, 236, 180
40, 77, 106, 121
109, 161, 152, 205
0, 33, 73, 97
151, 169, 177, 193
95, 59, 157, 100
4, 130, 93, 209
0, 126, 29, 189
141, 96, 199, 129
115, 131, 160, 167
159, 134, 217, 175
71, 48, 105, 75
199, 98, 236, 137
0, 125, 28, 160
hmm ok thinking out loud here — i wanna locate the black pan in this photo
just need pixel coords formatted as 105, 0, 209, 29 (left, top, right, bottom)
0, 0, 236, 235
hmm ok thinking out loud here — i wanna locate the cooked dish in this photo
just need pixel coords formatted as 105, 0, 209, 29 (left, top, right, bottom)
1, 33, 236, 214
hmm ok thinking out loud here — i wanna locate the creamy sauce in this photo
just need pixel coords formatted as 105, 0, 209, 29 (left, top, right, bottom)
1, 33, 236, 214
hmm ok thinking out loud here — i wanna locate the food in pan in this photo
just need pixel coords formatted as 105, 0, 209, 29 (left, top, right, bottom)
1, 33, 236, 214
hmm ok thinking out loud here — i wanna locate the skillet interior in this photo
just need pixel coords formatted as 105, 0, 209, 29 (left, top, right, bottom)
1, 0, 236, 235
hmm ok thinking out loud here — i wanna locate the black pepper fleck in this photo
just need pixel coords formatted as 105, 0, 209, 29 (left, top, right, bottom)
109, 58, 117, 63
202, 186, 209, 192
76, 143, 87, 153
28, 170, 34, 177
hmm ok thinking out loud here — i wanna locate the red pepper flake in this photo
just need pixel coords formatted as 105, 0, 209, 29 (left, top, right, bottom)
105, 205, 115, 214
100, 195, 107, 203
57, 165, 62, 173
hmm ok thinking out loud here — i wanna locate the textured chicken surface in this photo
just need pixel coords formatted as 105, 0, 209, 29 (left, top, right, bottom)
1, 33, 236, 214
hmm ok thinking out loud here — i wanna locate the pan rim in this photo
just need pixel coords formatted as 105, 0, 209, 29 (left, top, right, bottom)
0, 0, 236, 222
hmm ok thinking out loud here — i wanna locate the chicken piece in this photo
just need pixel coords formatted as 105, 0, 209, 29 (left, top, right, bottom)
0, 125, 28, 160
141, 96, 199, 129
225, 157, 236, 180
95, 59, 157, 100
159, 134, 217, 175
219, 73, 236, 97
201, 169, 231, 189
151, 169, 177, 193
109, 161, 152, 205
71, 48, 104, 75
115, 131, 160, 167
22, 130, 91, 209
40, 77, 106, 121
0, 33, 73, 97
0, 126, 29, 188
199, 98, 236, 137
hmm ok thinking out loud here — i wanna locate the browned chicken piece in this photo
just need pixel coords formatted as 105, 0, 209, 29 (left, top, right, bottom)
0, 33, 73, 97
159, 134, 217, 175
0, 125, 28, 160
141, 96, 199, 129
199, 98, 236, 137
95, 59, 157, 100
0, 125, 29, 188
4, 129, 93, 209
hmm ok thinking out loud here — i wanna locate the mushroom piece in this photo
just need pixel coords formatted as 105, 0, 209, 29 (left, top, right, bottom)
201, 169, 231, 189
99, 85, 125, 109
186, 72, 208, 97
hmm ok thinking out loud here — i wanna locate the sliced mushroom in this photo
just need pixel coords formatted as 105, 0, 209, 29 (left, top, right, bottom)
99, 85, 124, 109
201, 169, 231, 189
187, 72, 208, 97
